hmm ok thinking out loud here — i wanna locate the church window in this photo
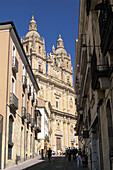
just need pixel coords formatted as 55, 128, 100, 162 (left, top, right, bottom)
39, 64, 43, 73
67, 77, 69, 84
67, 62, 68, 68
39, 46, 41, 54
26, 45, 28, 53
56, 100, 58, 108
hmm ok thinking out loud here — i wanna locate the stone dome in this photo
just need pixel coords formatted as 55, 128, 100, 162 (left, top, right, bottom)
24, 15, 40, 39
56, 34, 67, 55
25, 30, 40, 39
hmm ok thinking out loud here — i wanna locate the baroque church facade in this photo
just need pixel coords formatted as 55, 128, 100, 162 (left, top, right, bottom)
23, 15, 76, 152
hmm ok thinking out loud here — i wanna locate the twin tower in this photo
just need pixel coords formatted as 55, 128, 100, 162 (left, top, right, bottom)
23, 15, 73, 87
22, 15, 76, 151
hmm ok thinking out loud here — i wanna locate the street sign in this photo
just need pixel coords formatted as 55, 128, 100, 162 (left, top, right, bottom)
79, 136, 83, 141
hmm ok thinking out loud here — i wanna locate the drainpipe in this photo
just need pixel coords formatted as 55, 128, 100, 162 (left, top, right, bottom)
4, 28, 11, 168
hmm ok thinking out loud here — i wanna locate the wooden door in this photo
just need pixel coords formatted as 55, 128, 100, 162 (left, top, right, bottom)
56, 137, 61, 150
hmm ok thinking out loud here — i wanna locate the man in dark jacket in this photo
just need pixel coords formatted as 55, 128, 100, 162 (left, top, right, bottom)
47, 148, 52, 162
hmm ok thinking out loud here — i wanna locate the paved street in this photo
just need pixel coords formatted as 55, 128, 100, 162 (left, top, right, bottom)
24, 156, 89, 170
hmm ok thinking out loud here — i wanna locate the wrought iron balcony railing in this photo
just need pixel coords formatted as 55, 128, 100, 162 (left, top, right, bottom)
27, 113, 31, 123
9, 93, 18, 110
12, 56, 18, 73
31, 118, 35, 127
21, 107, 27, 119
34, 109, 41, 132
34, 99, 38, 107
91, 48, 110, 90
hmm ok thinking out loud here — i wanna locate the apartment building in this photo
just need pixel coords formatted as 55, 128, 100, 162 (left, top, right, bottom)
0, 21, 40, 169
75, 0, 113, 170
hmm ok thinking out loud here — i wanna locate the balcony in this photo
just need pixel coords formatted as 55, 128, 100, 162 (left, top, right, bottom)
34, 122, 41, 133
34, 109, 41, 133
27, 113, 31, 123
27, 85, 31, 95
21, 107, 27, 119
31, 118, 35, 127
9, 93, 18, 110
22, 75, 27, 88
91, 49, 110, 90
98, 3, 113, 55
12, 56, 18, 73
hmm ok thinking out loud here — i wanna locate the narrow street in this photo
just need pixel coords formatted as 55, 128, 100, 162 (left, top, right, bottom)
24, 156, 89, 170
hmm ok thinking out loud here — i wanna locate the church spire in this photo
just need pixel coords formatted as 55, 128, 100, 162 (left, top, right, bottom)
57, 33, 64, 49
29, 14, 37, 32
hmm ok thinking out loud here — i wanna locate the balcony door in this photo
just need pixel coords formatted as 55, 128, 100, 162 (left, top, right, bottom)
56, 137, 61, 150
11, 77, 15, 94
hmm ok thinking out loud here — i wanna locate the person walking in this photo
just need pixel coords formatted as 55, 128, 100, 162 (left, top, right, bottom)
73, 147, 78, 161
77, 148, 82, 167
47, 148, 52, 162
67, 147, 71, 161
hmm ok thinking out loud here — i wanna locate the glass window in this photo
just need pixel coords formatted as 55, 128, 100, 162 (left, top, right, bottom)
11, 77, 15, 94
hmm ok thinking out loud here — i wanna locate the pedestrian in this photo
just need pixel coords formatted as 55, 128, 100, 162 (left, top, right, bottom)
77, 148, 82, 167
73, 147, 78, 161
67, 147, 71, 161
47, 148, 52, 162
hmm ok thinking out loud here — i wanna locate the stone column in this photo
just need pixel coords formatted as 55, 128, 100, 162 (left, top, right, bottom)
67, 118, 71, 147
51, 85, 55, 107
63, 116, 67, 150
51, 113, 56, 150
46, 83, 49, 101
63, 90, 66, 111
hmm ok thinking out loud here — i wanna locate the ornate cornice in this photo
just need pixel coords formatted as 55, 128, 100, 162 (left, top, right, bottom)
51, 108, 76, 120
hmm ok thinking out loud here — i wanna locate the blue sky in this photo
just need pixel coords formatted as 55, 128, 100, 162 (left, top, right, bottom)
0, 0, 79, 84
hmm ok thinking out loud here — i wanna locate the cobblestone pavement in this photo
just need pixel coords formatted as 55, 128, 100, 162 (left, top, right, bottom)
23, 156, 89, 170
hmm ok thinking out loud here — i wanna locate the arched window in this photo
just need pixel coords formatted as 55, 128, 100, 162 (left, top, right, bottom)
8, 116, 13, 159
39, 46, 41, 54
26, 45, 28, 53
67, 62, 68, 68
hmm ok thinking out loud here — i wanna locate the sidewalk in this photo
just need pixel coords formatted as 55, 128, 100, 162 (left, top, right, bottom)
5, 155, 44, 170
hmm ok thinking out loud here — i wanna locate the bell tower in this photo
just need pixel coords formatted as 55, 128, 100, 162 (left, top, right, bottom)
23, 15, 46, 75
47, 34, 73, 86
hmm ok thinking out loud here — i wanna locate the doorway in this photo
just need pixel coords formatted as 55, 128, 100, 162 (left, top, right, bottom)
56, 137, 61, 150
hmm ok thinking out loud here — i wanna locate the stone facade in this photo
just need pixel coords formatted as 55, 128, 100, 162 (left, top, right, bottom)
23, 16, 76, 152
75, 1, 113, 170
